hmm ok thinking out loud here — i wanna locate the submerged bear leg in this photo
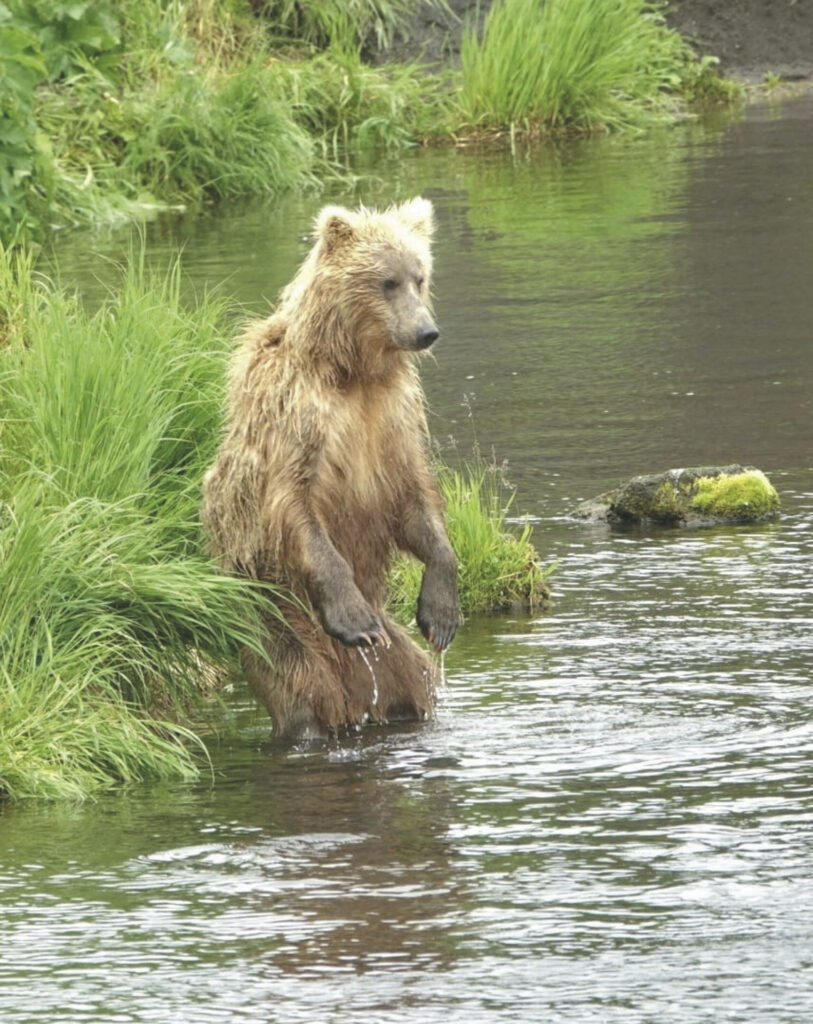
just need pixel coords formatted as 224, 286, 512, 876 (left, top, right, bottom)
336, 621, 437, 726
243, 613, 438, 738
241, 613, 349, 739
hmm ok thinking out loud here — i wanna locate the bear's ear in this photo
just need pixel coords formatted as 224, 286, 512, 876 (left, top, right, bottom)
316, 205, 357, 254
397, 197, 435, 240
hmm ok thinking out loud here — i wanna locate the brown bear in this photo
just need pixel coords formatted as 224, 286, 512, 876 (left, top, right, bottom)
202, 197, 459, 738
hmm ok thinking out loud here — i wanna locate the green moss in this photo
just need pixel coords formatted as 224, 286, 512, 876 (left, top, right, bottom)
690, 471, 780, 520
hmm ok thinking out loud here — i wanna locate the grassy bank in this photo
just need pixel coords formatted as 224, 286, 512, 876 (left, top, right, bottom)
459, 0, 739, 135
0, 0, 448, 243
0, 249, 278, 800
1, 0, 738, 245
0, 251, 547, 799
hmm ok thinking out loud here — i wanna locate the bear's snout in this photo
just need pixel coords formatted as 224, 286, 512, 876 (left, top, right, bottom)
415, 325, 439, 349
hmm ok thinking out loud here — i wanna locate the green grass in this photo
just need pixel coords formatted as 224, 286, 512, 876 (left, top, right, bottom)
459, 0, 718, 135
389, 461, 552, 624
680, 55, 745, 106
30, 46, 319, 231
0, 247, 278, 800
118, 63, 316, 203
280, 48, 450, 156
1, 0, 450, 242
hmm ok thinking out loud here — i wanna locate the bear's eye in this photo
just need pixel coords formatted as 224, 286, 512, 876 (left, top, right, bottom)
383, 278, 399, 291
416, 276, 425, 289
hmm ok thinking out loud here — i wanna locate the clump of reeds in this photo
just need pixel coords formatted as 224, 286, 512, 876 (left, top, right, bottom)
0, 248, 276, 800
389, 460, 552, 624
459, 0, 698, 135
33, 53, 318, 226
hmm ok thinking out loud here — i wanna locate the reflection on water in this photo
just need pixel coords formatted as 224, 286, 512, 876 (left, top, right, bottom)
3, 97, 813, 1022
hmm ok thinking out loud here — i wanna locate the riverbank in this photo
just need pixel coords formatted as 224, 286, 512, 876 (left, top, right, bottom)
6, 1, 813, 247
1, 0, 739, 246
0, 249, 275, 799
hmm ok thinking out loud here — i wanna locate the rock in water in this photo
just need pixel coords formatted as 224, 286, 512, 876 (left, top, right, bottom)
575, 465, 780, 528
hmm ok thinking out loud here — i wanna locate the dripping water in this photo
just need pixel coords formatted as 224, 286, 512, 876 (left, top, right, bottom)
428, 648, 447, 689
357, 645, 379, 707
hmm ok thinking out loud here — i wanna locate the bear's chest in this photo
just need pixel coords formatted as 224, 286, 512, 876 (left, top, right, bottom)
314, 389, 413, 520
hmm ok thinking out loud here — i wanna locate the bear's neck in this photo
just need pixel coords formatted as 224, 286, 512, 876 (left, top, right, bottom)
316, 346, 411, 391
289, 303, 409, 389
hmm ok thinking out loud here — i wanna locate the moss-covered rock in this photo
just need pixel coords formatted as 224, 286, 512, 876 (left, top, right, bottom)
575, 465, 780, 528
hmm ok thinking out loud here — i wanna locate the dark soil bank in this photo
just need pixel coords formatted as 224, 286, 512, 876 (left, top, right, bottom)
665, 0, 813, 81
386, 0, 813, 82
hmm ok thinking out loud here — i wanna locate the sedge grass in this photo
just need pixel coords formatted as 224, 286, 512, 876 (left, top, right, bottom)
34, 59, 318, 218
389, 460, 552, 625
0, 490, 259, 801
459, 0, 696, 135
281, 49, 450, 155
0, 247, 278, 800
113, 61, 317, 204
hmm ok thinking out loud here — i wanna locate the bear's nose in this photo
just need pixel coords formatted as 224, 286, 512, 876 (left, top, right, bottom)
415, 326, 439, 349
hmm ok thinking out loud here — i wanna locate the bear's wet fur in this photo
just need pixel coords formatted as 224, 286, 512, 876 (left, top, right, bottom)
202, 198, 459, 738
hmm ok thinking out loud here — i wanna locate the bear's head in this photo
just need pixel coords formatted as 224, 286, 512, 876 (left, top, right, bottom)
307, 198, 439, 368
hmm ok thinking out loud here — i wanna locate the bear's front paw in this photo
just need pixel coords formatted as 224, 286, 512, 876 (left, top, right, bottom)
321, 595, 390, 648
417, 567, 459, 653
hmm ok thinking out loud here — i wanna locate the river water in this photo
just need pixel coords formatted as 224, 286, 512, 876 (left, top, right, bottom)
3, 97, 812, 1022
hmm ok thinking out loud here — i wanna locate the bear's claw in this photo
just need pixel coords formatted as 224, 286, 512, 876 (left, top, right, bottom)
321, 599, 389, 649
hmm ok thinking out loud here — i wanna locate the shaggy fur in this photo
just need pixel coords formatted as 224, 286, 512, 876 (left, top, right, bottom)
203, 198, 459, 737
